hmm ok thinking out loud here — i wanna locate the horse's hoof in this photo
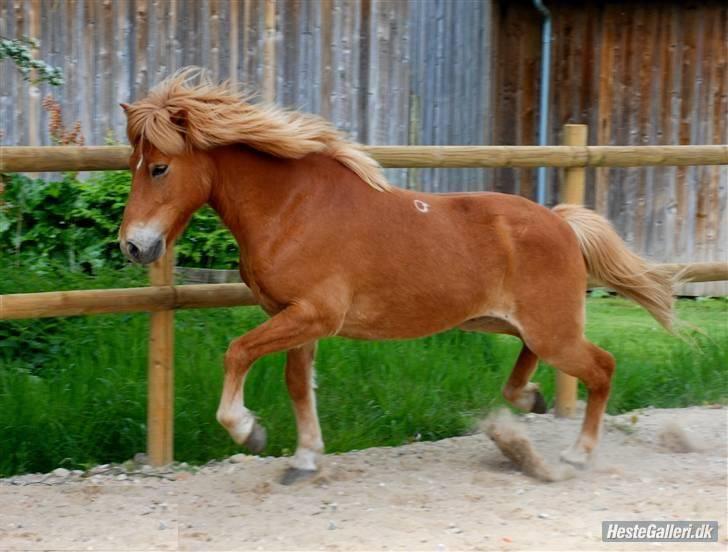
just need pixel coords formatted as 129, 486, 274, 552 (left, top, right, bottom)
530, 390, 548, 414
279, 467, 318, 486
244, 422, 267, 454
559, 447, 590, 469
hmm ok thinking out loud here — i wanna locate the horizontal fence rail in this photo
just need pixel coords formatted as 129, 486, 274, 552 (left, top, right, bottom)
2, 262, 726, 321
0, 284, 257, 320
1, 145, 728, 173
174, 263, 728, 287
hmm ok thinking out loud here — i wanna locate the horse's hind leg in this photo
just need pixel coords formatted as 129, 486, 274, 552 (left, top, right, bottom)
532, 336, 615, 466
502, 345, 547, 414
459, 318, 545, 413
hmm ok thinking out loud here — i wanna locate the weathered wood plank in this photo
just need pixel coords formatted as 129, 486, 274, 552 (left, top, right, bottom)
594, 4, 614, 216
3, 145, 727, 173
147, 244, 175, 466
0, 283, 258, 320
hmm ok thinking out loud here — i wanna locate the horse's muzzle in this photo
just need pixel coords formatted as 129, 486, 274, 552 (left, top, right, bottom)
121, 228, 165, 265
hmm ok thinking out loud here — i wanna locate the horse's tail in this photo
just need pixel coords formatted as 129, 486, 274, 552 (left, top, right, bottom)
553, 204, 675, 331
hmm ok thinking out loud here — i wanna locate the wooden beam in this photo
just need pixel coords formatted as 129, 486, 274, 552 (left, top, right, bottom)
663, 262, 728, 283
147, 247, 175, 466
28, 0, 41, 148
560, 125, 589, 204
262, 0, 276, 102
588, 262, 728, 287
177, 262, 728, 287
370, 145, 728, 168
2, 145, 727, 173
555, 124, 588, 419
0, 283, 258, 320
229, 0, 239, 84
1, 146, 131, 172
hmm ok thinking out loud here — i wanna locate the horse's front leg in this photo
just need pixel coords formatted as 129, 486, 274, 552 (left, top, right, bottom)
280, 342, 324, 484
216, 303, 337, 454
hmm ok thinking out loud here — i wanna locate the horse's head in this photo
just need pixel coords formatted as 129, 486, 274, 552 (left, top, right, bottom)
118, 68, 391, 265
118, 103, 214, 265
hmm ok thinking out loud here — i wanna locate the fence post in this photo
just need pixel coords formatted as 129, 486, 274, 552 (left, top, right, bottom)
27, 0, 41, 148
263, 0, 276, 103
147, 244, 175, 465
555, 123, 588, 418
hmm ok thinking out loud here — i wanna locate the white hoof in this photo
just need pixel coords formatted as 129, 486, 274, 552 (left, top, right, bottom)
217, 407, 256, 445
290, 447, 320, 471
507, 383, 547, 413
560, 445, 591, 468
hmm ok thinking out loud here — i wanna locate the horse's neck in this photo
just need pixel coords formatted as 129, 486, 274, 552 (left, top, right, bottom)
208, 145, 377, 260
207, 146, 309, 252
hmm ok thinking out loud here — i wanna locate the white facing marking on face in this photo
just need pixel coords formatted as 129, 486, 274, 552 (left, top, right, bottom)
136, 154, 144, 171
126, 222, 164, 250
414, 199, 430, 213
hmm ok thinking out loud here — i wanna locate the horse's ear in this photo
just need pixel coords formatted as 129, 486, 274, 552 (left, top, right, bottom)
170, 108, 188, 130
119, 102, 131, 113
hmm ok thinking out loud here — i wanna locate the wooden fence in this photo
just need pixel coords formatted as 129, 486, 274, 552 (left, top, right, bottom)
2, 136, 727, 464
3, 144, 727, 172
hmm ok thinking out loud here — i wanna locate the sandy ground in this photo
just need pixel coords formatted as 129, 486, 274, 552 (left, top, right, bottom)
1, 406, 726, 551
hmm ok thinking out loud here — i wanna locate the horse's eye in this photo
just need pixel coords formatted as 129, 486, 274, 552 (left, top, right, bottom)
151, 164, 168, 178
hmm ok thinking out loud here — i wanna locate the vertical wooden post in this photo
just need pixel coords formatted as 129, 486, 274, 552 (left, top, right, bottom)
560, 124, 588, 203
27, 0, 41, 148
555, 123, 588, 418
262, 0, 276, 103
147, 245, 175, 466
229, 0, 239, 84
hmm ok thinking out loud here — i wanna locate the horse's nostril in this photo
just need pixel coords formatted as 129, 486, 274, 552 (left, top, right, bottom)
149, 238, 164, 262
127, 241, 141, 261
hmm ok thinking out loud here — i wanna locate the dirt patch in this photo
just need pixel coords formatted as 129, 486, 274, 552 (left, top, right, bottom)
657, 420, 706, 453
483, 409, 575, 482
1, 406, 726, 551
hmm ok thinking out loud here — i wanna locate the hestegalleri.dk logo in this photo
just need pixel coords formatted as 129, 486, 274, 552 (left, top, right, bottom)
602, 521, 719, 542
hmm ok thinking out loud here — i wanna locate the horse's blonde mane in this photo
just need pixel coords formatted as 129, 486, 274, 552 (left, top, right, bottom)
125, 68, 390, 191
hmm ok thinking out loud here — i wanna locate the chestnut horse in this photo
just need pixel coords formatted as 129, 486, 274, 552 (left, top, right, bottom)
119, 71, 674, 484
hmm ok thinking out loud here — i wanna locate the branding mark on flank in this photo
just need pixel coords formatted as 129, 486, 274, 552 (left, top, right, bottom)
414, 199, 430, 213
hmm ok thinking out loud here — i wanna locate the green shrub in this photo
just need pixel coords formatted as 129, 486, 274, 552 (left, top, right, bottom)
0, 264, 148, 369
0, 172, 115, 272
0, 171, 240, 271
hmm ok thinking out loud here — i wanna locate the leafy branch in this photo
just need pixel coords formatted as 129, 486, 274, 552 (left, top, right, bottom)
0, 36, 63, 86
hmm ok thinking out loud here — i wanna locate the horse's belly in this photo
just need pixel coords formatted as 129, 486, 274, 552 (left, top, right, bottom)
338, 318, 459, 340
338, 288, 492, 340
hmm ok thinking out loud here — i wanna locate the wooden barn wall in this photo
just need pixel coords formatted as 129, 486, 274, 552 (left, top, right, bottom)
1, 0, 726, 295
0, 0, 493, 191
493, 0, 728, 295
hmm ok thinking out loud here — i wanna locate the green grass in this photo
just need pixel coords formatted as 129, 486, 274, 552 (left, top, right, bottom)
1, 273, 726, 476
